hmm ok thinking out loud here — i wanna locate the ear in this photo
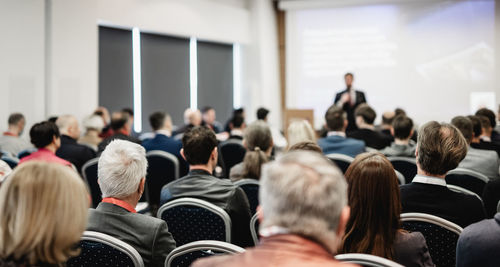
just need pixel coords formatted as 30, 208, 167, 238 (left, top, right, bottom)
336, 206, 350, 238
390, 127, 395, 137
409, 129, 414, 138
343, 119, 348, 130
212, 147, 218, 160
256, 205, 263, 224
242, 139, 248, 149
180, 149, 187, 161
415, 144, 419, 158
138, 178, 145, 194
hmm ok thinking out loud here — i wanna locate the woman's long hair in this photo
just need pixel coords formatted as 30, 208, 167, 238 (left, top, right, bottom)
241, 121, 273, 179
339, 152, 402, 260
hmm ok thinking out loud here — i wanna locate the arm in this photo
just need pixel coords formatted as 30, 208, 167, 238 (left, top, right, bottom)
151, 221, 176, 267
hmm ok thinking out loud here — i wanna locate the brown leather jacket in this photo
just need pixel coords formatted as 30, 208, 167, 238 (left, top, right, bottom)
192, 234, 359, 267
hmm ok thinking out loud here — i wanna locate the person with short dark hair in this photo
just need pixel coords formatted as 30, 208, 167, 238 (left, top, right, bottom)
452, 116, 500, 180
228, 114, 245, 140
0, 113, 33, 157
19, 121, 71, 167
97, 111, 141, 154
400, 121, 485, 228
347, 104, 392, 149
256, 107, 287, 151
256, 108, 269, 121
468, 115, 500, 157
142, 112, 189, 176
379, 115, 416, 157
476, 108, 500, 143
317, 105, 365, 157
201, 106, 223, 133
160, 126, 253, 248
224, 108, 245, 133
334, 73, 367, 132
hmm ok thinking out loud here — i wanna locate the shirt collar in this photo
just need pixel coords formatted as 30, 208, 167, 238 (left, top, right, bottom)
327, 131, 346, 137
230, 129, 244, 137
412, 174, 447, 186
101, 197, 136, 213
259, 226, 290, 237
155, 130, 172, 137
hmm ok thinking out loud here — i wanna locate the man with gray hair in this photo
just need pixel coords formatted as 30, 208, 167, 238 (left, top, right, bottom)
55, 115, 95, 172
0, 113, 33, 157
193, 151, 356, 267
87, 139, 176, 267
400, 121, 485, 228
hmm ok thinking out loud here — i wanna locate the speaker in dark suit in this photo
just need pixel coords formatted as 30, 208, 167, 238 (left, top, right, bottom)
334, 73, 367, 132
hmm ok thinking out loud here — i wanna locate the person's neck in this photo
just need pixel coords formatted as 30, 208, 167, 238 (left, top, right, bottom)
189, 165, 213, 174
358, 124, 375, 130
417, 167, 445, 179
156, 129, 172, 137
471, 137, 480, 144
44, 144, 58, 153
6, 126, 20, 136
86, 130, 100, 137
381, 124, 391, 130
394, 138, 410, 145
120, 195, 139, 210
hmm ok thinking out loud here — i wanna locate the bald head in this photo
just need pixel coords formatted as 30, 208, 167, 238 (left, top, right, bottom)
184, 109, 202, 126
56, 115, 80, 140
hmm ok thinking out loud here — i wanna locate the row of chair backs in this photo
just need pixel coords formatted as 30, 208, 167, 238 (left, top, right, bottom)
445, 168, 488, 196
165, 240, 245, 267
219, 140, 246, 177
335, 254, 404, 267
401, 212, 463, 267
157, 198, 232, 246
387, 157, 417, 184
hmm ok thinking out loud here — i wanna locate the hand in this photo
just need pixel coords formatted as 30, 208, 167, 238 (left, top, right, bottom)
340, 92, 351, 104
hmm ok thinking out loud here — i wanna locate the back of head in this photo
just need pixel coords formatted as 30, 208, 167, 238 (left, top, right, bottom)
56, 115, 79, 138
182, 126, 217, 165
451, 116, 473, 143
325, 105, 346, 131
256, 107, 269, 121
287, 120, 316, 147
394, 108, 406, 117
98, 140, 148, 198
83, 114, 105, 132
0, 161, 88, 265
417, 121, 467, 176
240, 121, 273, 179
382, 111, 395, 125
475, 108, 496, 128
478, 115, 492, 131
184, 108, 202, 126
230, 114, 245, 129
341, 152, 400, 259
121, 108, 134, 118
29, 121, 60, 148
8, 113, 24, 127
392, 115, 413, 140
288, 141, 323, 154
149, 112, 167, 131
355, 104, 376, 125
467, 115, 482, 138
110, 111, 130, 131
260, 151, 347, 252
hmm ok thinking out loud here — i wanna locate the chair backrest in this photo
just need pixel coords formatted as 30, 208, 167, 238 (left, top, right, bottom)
335, 253, 404, 267
250, 213, 260, 246
233, 179, 260, 214
81, 157, 100, 208
401, 212, 463, 267
157, 198, 232, 246
447, 184, 483, 203
1, 156, 18, 169
445, 168, 488, 196
220, 140, 246, 177
67, 231, 144, 267
388, 157, 416, 184
394, 170, 405, 185
497, 200, 500, 213
325, 153, 354, 173
146, 151, 180, 210
165, 240, 245, 267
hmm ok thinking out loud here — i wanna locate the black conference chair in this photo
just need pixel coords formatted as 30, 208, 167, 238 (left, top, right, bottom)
81, 157, 101, 208
325, 153, 354, 174
233, 179, 259, 214
250, 213, 260, 246
388, 157, 417, 184
220, 140, 246, 177
165, 240, 245, 267
146, 150, 179, 213
1, 155, 18, 169
67, 231, 144, 267
157, 198, 232, 246
445, 168, 488, 196
401, 213, 463, 267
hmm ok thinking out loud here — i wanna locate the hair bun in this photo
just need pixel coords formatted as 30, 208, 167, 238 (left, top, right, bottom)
254, 147, 261, 152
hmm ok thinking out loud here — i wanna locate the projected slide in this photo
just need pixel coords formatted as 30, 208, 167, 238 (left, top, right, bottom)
286, 0, 496, 127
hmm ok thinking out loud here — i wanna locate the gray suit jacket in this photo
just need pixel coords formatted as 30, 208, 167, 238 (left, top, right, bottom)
458, 147, 500, 180
87, 202, 176, 267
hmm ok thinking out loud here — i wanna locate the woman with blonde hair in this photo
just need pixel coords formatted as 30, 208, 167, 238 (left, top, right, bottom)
286, 120, 316, 148
0, 161, 89, 266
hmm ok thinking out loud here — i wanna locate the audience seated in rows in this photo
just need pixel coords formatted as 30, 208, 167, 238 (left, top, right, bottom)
476, 107, 500, 144
318, 105, 365, 157
142, 111, 189, 176
348, 104, 392, 150
0, 162, 88, 266
469, 115, 500, 157
160, 126, 253, 247
286, 120, 316, 148
193, 151, 357, 267
400, 121, 485, 228
19, 121, 71, 167
230, 121, 273, 181
257, 107, 287, 150
288, 141, 323, 154
340, 152, 433, 267
0, 113, 32, 157
452, 116, 500, 180
55, 115, 96, 173
173, 108, 203, 138
379, 115, 416, 157
456, 211, 500, 267
87, 140, 176, 267
378, 111, 395, 140
78, 114, 104, 151
201, 106, 223, 133
97, 111, 140, 153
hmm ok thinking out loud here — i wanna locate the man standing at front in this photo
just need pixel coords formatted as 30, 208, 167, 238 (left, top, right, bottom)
334, 73, 366, 132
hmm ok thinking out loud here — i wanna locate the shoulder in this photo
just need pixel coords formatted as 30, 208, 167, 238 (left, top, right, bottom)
396, 231, 426, 244
345, 137, 365, 146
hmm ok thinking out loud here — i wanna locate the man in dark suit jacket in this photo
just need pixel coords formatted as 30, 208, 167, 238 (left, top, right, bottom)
142, 112, 189, 176
160, 126, 253, 248
469, 115, 500, 157
98, 111, 141, 154
347, 104, 392, 150
55, 115, 96, 172
334, 73, 366, 132
317, 105, 365, 157
400, 121, 485, 228
87, 139, 176, 267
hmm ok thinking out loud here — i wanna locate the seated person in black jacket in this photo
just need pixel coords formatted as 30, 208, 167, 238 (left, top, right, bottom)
400, 121, 486, 228
347, 104, 392, 149
160, 126, 253, 248
98, 111, 141, 154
